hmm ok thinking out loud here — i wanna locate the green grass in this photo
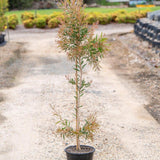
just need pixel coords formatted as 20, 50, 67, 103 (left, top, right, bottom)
84, 7, 160, 13
5, 7, 160, 24
5, 9, 62, 23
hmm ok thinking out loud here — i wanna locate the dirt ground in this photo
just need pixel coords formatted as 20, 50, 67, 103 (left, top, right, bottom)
0, 24, 160, 160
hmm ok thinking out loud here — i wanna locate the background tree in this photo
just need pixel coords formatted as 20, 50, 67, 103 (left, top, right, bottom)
0, 0, 8, 14
8, 0, 33, 10
0, 0, 8, 34
83, 0, 96, 4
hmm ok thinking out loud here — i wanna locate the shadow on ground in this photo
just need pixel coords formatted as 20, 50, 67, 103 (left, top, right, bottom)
107, 33, 160, 124
0, 43, 25, 89
0, 42, 25, 125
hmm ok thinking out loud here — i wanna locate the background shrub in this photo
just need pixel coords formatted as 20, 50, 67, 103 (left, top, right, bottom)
23, 19, 35, 28
48, 12, 63, 23
85, 12, 98, 24
37, 14, 49, 24
97, 13, 112, 25
8, 14, 18, 29
35, 17, 46, 28
115, 14, 126, 23
114, 10, 150, 23
48, 18, 59, 28
21, 12, 34, 22
49, 12, 62, 19
20, 9, 150, 29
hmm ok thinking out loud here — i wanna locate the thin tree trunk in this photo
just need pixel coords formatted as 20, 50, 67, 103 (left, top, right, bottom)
75, 57, 81, 150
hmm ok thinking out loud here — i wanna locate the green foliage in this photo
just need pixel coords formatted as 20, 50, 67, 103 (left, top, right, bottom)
21, 12, 34, 22
0, 0, 8, 33
49, 12, 63, 19
35, 17, 46, 28
56, 119, 74, 139
21, 12, 65, 28
85, 12, 98, 24
8, 14, 18, 29
56, 114, 99, 141
0, 15, 7, 32
114, 10, 149, 23
80, 115, 99, 141
23, 19, 35, 28
19, 9, 150, 30
96, 13, 112, 25
48, 18, 59, 28
37, 14, 49, 24
6, 7, 158, 24
84, 10, 149, 25
48, 12, 64, 24
0, 0, 8, 15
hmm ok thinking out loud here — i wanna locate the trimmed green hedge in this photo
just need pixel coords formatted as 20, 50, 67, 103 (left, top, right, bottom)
0, 9, 150, 30
22, 10, 149, 28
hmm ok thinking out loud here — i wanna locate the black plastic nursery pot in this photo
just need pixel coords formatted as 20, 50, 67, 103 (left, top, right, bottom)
65, 145, 95, 160
0, 34, 5, 45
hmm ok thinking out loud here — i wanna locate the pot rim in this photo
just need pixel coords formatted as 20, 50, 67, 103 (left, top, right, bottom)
64, 145, 95, 155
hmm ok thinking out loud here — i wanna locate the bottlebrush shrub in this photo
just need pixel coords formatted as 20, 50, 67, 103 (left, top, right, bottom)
48, 18, 59, 28
21, 12, 34, 22
8, 14, 18, 29
35, 17, 46, 28
23, 19, 35, 28
56, 0, 108, 151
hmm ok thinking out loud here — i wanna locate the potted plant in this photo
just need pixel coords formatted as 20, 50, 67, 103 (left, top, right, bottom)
55, 0, 108, 159
0, 0, 8, 44
0, 15, 7, 44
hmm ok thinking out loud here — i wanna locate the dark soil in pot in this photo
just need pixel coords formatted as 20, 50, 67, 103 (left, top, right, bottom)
65, 145, 95, 160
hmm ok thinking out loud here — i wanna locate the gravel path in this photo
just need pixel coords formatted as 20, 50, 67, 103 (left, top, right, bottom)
1, 24, 160, 160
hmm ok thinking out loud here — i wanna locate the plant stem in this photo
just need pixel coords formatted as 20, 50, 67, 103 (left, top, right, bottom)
75, 57, 81, 150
